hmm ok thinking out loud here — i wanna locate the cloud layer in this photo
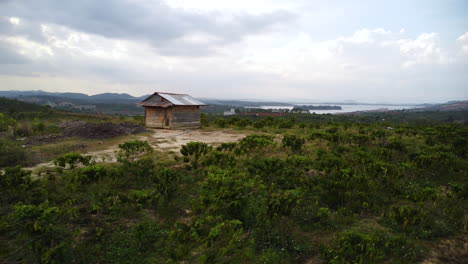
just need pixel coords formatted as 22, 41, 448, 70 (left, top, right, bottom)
0, 0, 467, 103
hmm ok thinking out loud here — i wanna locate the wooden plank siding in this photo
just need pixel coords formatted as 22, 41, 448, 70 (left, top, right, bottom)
145, 107, 165, 128
144, 105, 200, 129
171, 106, 200, 128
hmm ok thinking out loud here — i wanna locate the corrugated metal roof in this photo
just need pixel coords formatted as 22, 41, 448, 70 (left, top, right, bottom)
139, 92, 206, 106
159, 93, 206, 106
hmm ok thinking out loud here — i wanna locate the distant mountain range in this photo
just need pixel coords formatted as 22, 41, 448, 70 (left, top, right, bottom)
0, 90, 294, 106
0, 90, 149, 103
1, 90, 467, 113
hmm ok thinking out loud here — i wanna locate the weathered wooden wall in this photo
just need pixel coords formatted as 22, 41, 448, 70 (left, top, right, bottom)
144, 106, 200, 129
145, 107, 168, 128
171, 106, 201, 128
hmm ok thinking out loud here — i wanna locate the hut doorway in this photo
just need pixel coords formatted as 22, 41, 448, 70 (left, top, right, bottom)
163, 108, 171, 128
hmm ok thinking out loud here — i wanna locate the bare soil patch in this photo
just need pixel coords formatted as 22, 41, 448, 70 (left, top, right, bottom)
148, 129, 247, 152
59, 121, 146, 139
26, 128, 248, 173
24, 121, 147, 145
421, 235, 468, 264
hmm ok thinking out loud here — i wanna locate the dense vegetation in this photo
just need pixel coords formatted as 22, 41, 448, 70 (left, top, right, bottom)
1, 102, 467, 263
0, 97, 51, 113
0, 97, 145, 168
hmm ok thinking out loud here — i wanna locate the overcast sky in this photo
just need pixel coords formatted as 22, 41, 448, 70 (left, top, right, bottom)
0, 0, 467, 103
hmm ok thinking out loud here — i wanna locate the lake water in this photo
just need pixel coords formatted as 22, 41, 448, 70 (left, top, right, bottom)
247, 104, 422, 114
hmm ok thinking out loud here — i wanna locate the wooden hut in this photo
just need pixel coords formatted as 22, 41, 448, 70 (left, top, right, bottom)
138, 92, 206, 129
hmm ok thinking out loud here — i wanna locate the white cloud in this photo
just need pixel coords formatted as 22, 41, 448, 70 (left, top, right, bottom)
457, 32, 468, 54
242, 28, 451, 77
397, 33, 448, 68
2, 35, 54, 59
8, 17, 20, 25
0, 0, 466, 104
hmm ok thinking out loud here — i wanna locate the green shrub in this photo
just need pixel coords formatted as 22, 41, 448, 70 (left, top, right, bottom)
0, 113, 16, 132
292, 200, 332, 230
202, 151, 236, 168
267, 188, 303, 219
0, 166, 32, 190
152, 168, 181, 203
236, 134, 274, 155
200, 113, 209, 127
32, 118, 45, 134
216, 142, 237, 152
117, 140, 153, 163
235, 118, 251, 129
322, 230, 423, 264
105, 221, 165, 264
253, 120, 266, 129
73, 165, 110, 184
387, 205, 425, 231
0, 139, 25, 168
278, 120, 293, 129
192, 217, 246, 263
124, 157, 154, 178
384, 204, 460, 239
127, 189, 159, 209
447, 182, 468, 200
214, 118, 227, 128
54, 152, 93, 169
180, 142, 211, 169
194, 168, 257, 220
253, 226, 311, 261
282, 135, 305, 152
7, 202, 75, 263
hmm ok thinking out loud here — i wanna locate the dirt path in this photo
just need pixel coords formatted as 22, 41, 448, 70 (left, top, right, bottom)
148, 129, 247, 152
26, 129, 248, 172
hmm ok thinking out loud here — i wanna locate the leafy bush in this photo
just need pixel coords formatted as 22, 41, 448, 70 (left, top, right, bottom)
124, 157, 154, 178
278, 120, 294, 129
0, 139, 25, 168
322, 230, 423, 264
202, 151, 236, 168
292, 200, 332, 230
253, 120, 266, 129
32, 118, 46, 134
180, 142, 211, 169
6, 202, 75, 263
214, 118, 227, 128
200, 113, 209, 128
447, 182, 468, 200
194, 168, 256, 220
54, 152, 93, 169
387, 205, 425, 231
152, 168, 181, 203
282, 135, 305, 152
105, 221, 165, 264
127, 189, 159, 209
0, 166, 32, 190
236, 134, 274, 155
192, 217, 246, 263
235, 118, 251, 129
216, 142, 237, 152
117, 140, 153, 163
253, 226, 311, 261
267, 188, 303, 219
73, 165, 112, 184
0, 113, 16, 132
384, 204, 459, 239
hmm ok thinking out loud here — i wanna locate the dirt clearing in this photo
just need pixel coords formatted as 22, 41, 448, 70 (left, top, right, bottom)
25, 121, 147, 146
148, 129, 248, 152
26, 128, 248, 172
